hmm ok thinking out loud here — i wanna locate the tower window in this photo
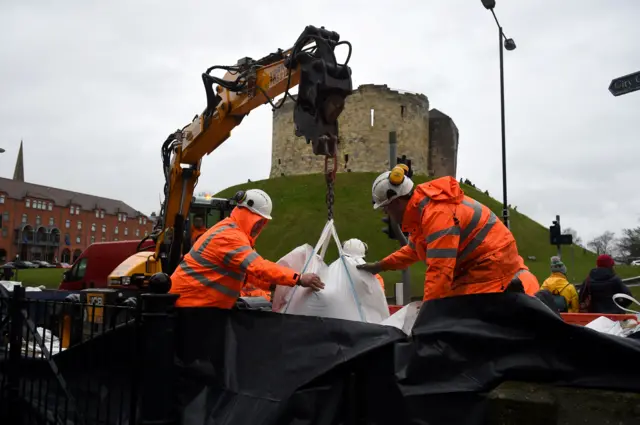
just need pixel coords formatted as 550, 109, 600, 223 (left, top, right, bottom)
370, 109, 375, 127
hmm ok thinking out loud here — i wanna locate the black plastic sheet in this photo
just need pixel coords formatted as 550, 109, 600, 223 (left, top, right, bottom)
176, 293, 640, 425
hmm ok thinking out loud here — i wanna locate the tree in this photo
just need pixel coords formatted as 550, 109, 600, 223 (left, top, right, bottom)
562, 227, 582, 247
587, 231, 616, 255
617, 226, 640, 258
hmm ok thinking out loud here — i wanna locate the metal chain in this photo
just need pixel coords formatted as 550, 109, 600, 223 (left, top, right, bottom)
326, 177, 334, 221
324, 154, 337, 221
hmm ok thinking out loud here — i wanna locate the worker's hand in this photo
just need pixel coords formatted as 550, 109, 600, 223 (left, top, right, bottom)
356, 262, 383, 274
298, 273, 325, 291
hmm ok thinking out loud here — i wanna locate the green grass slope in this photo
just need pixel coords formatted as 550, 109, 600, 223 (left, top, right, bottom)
217, 173, 638, 298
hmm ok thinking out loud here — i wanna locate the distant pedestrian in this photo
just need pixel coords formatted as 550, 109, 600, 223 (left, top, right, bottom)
540, 256, 578, 313
579, 254, 632, 314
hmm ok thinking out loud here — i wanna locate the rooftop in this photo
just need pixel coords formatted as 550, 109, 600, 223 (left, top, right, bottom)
0, 177, 146, 217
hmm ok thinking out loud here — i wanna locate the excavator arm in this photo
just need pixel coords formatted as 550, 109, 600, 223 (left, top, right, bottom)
155, 25, 353, 276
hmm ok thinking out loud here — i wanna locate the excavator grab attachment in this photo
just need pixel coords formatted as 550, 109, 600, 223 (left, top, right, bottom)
290, 25, 353, 157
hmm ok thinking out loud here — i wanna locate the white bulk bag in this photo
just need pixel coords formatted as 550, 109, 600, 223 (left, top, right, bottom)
272, 220, 389, 323
380, 301, 422, 335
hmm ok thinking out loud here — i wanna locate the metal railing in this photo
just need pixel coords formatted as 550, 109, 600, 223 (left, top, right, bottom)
0, 286, 143, 425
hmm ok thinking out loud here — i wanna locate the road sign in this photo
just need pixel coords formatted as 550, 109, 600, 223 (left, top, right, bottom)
609, 71, 640, 96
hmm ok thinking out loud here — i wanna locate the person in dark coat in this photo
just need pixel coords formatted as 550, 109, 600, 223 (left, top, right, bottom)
579, 254, 632, 314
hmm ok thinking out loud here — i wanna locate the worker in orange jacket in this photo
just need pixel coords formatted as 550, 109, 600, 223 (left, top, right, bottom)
170, 189, 324, 308
190, 215, 207, 245
343, 238, 385, 292
357, 166, 539, 301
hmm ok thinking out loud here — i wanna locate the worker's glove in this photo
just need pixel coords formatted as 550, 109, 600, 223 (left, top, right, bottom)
356, 262, 383, 275
297, 273, 325, 292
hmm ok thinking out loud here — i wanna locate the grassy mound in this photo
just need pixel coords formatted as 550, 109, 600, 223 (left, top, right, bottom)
217, 173, 638, 297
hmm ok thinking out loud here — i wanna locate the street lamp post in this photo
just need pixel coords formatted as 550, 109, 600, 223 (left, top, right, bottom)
481, 0, 516, 229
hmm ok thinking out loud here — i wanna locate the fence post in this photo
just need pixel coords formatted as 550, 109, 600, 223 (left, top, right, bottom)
6, 286, 25, 424
137, 290, 179, 425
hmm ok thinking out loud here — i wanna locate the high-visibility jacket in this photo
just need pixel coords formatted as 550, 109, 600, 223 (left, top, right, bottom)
379, 176, 539, 301
240, 277, 273, 301
170, 207, 300, 308
541, 272, 579, 313
190, 225, 207, 246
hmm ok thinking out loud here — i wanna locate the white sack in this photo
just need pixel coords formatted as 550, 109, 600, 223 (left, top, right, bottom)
381, 301, 422, 335
273, 220, 389, 323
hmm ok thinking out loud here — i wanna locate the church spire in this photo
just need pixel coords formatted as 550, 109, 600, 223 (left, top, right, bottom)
13, 140, 24, 182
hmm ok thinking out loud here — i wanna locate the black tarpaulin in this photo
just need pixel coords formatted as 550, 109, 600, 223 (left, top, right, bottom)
176, 293, 640, 425
174, 307, 406, 425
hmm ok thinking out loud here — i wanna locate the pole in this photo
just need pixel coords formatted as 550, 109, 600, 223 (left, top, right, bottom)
556, 214, 562, 259
389, 131, 411, 304
499, 25, 509, 229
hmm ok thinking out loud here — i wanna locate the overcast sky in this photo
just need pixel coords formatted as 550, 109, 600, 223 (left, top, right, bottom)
1, 0, 639, 242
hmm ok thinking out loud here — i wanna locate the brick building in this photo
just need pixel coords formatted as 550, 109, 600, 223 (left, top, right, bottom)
0, 142, 154, 263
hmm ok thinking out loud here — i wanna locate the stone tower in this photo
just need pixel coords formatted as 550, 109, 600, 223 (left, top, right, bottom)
13, 140, 24, 182
270, 84, 458, 178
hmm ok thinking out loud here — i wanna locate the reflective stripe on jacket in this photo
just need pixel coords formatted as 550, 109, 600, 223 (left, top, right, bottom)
170, 207, 299, 308
380, 176, 539, 301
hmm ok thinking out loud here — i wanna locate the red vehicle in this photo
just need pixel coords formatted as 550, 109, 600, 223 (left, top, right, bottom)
58, 240, 155, 291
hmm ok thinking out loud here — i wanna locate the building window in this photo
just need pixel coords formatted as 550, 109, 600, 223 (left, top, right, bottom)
135, 229, 140, 237
2, 212, 8, 227
65, 219, 70, 228
91, 236, 95, 244
101, 237, 106, 242
70, 206, 74, 215
0, 194, 4, 204
100, 210, 104, 219
138, 217, 142, 225
26, 199, 31, 208
114, 238, 118, 241
48, 202, 52, 211
102, 224, 106, 233
36, 215, 41, 226
38, 200, 43, 209
124, 227, 128, 236
77, 221, 82, 230
143, 218, 147, 225
49, 217, 54, 226
22, 214, 27, 223
122, 213, 127, 222
76, 236, 81, 244
91, 223, 96, 232
144, 231, 149, 237
95, 210, 99, 218
115, 226, 119, 235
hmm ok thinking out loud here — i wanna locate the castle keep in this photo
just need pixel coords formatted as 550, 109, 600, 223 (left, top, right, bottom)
270, 84, 459, 178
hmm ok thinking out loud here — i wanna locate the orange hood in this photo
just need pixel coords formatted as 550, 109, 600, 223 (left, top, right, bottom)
230, 207, 268, 246
402, 176, 464, 233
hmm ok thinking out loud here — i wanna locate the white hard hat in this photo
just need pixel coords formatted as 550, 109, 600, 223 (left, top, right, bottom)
372, 165, 414, 209
235, 189, 273, 220
343, 238, 368, 259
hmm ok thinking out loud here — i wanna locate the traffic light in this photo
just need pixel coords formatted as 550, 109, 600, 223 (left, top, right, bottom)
549, 219, 573, 245
382, 215, 396, 239
549, 220, 561, 245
